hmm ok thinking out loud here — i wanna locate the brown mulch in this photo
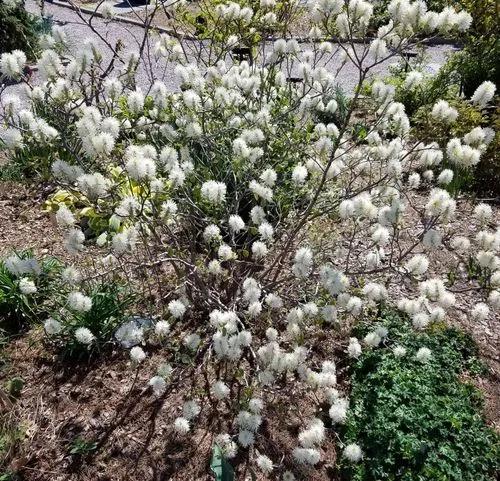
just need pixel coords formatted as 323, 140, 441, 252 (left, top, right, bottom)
0, 181, 66, 259
0, 328, 344, 481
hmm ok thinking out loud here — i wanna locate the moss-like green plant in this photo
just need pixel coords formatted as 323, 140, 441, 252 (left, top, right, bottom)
340, 311, 499, 481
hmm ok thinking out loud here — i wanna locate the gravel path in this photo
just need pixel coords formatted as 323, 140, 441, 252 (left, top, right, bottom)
3, 0, 459, 98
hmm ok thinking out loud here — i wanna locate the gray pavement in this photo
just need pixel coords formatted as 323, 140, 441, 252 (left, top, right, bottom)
3, 0, 459, 99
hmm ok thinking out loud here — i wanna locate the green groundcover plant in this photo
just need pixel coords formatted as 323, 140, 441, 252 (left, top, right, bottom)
341, 310, 499, 481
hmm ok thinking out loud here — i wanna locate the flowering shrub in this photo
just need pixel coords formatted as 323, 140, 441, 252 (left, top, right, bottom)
0, 0, 499, 478
342, 311, 499, 481
180, 0, 306, 42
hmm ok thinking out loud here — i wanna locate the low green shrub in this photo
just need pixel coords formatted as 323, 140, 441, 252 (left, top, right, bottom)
0, 250, 62, 332
340, 311, 499, 481
44, 282, 135, 359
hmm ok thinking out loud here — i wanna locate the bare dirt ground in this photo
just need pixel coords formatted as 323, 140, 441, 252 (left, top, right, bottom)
0, 182, 64, 260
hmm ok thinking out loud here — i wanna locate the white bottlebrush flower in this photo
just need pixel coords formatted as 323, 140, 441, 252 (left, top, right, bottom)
67, 291, 92, 312
56, 205, 76, 228
0, 50, 27, 79
100, 2, 116, 19
168, 299, 186, 319
471, 303, 489, 322
61, 266, 81, 285
404, 71, 424, 89
343, 443, 363, 462
431, 100, 458, 123
149, 376, 167, 396
245, 398, 262, 415
125, 156, 157, 181
250, 206, 267, 224
364, 331, 381, 347
292, 447, 320, 465
249, 180, 273, 202
329, 398, 348, 423
450, 235, 470, 252
258, 222, 274, 241
19, 277, 37, 295
265, 294, 283, 310
77, 173, 110, 199
405, 254, 429, 276
228, 214, 245, 233
201, 180, 226, 204
476, 251, 499, 270
362, 283, 387, 302
416, 347, 432, 362
473, 203, 493, 224
252, 241, 268, 259
173, 417, 190, 434
491, 271, 500, 289
425, 188, 456, 219
238, 430, 255, 447
236, 410, 262, 432
372, 225, 390, 245
183, 400, 201, 420
282, 471, 296, 481
247, 301, 262, 318
208, 259, 223, 275
1, 128, 23, 149
44, 317, 62, 335
488, 290, 500, 310
211, 381, 230, 400
4, 255, 40, 277
369, 38, 388, 61
203, 224, 221, 243
293, 247, 313, 278
319, 266, 349, 296
437, 169, 453, 185
127, 89, 145, 114
393, 345, 407, 357
260, 168, 277, 187
292, 164, 308, 185
74, 327, 95, 345
256, 454, 273, 474
183, 333, 201, 350
218, 244, 235, 261
347, 337, 362, 358
130, 346, 146, 364
155, 320, 171, 337
412, 312, 430, 330
471, 81, 496, 108
299, 418, 325, 448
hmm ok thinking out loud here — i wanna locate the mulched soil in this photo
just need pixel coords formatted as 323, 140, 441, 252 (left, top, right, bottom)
0, 181, 65, 259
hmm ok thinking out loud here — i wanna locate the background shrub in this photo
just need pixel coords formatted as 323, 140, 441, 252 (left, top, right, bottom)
0, 1, 43, 60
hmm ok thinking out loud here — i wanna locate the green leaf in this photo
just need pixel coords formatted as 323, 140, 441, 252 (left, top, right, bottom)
210, 444, 234, 481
